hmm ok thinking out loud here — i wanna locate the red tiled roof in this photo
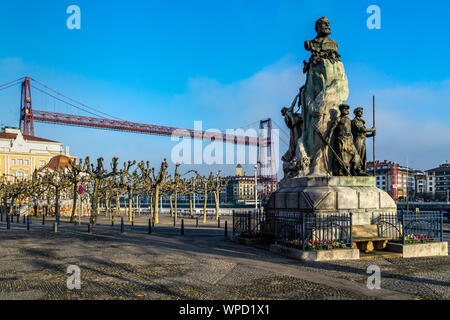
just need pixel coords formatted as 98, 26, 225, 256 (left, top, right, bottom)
41, 155, 73, 171
0, 132, 60, 143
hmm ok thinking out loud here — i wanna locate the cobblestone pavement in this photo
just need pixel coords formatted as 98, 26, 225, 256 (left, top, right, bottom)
0, 214, 449, 300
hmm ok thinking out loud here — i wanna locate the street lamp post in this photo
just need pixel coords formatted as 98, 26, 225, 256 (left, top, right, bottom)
254, 164, 258, 210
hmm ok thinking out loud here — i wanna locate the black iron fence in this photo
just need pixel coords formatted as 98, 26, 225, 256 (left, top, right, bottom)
378, 211, 444, 244
271, 211, 353, 251
232, 209, 262, 237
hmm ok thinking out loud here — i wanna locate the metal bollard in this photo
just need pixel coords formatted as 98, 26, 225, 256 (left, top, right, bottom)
17, 214, 20, 223
27, 216, 30, 231
42, 214, 45, 225
6, 215, 11, 230
120, 217, 124, 233
0, 211, 2, 222
148, 218, 152, 234
196, 217, 199, 228
53, 222, 58, 233
218, 217, 220, 228
23, 215, 26, 224
173, 216, 176, 227
225, 221, 228, 238
181, 219, 184, 235
88, 223, 92, 233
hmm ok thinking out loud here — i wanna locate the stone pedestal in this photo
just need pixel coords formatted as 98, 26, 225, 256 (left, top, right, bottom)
267, 176, 396, 225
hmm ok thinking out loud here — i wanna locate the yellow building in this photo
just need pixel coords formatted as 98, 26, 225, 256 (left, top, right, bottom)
0, 127, 72, 181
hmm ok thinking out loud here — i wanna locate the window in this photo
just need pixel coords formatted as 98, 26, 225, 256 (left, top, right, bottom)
24, 159, 29, 166
11, 159, 16, 165
17, 159, 23, 166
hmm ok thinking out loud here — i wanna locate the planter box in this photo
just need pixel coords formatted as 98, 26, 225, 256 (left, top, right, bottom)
387, 242, 448, 258
269, 244, 359, 261
230, 236, 264, 246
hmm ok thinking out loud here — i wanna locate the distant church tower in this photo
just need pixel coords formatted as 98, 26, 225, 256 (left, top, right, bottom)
236, 164, 242, 177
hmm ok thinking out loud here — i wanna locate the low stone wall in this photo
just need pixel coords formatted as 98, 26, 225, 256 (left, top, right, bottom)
387, 242, 448, 258
269, 244, 359, 261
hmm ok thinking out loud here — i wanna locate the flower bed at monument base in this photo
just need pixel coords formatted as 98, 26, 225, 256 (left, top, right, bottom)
386, 241, 448, 258
281, 239, 348, 251
269, 244, 359, 261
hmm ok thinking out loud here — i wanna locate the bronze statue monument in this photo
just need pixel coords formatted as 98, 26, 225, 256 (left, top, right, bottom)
281, 16, 349, 178
268, 16, 396, 230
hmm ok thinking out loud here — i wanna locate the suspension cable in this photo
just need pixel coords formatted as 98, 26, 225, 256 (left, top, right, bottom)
29, 77, 124, 121
31, 85, 109, 119
0, 76, 25, 89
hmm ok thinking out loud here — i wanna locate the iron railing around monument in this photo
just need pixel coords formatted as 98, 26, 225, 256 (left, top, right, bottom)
377, 211, 444, 244
273, 211, 353, 251
232, 209, 263, 237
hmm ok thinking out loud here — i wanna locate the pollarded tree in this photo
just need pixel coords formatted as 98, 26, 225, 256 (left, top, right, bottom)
114, 160, 137, 221
208, 171, 229, 221
191, 171, 210, 224
83, 157, 119, 218
136, 161, 153, 217
66, 159, 85, 222
29, 170, 50, 216
41, 169, 71, 222
152, 158, 169, 224
3, 175, 30, 216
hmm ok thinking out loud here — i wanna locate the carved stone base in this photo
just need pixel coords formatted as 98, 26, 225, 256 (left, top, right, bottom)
266, 176, 397, 226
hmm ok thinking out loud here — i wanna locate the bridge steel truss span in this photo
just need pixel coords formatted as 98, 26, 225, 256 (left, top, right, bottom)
15, 76, 278, 180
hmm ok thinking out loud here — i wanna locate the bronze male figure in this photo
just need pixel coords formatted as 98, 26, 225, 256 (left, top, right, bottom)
351, 107, 376, 172
330, 104, 363, 176
303, 16, 341, 73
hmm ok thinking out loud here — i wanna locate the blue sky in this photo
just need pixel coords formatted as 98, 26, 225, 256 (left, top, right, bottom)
0, 0, 449, 175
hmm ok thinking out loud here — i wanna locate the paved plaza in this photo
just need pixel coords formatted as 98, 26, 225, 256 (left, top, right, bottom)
0, 214, 449, 300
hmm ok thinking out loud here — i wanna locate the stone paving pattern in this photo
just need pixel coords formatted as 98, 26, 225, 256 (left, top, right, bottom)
0, 214, 449, 300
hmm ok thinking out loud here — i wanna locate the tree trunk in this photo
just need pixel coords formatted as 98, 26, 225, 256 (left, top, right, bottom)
154, 186, 160, 224
47, 195, 51, 215
189, 193, 193, 218
174, 191, 178, 223
116, 192, 120, 216
203, 189, 207, 223
128, 192, 133, 221
71, 184, 77, 222
137, 196, 141, 217
55, 187, 61, 221
169, 194, 173, 217
214, 191, 219, 220
149, 194, 153, 219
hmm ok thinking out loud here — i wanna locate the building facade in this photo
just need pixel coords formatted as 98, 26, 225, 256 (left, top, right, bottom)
367, 160, 417, 201
0, 127, 71, 181
426, 164, 450, 200
367, 160, 450, 201
225, 164, 278, 205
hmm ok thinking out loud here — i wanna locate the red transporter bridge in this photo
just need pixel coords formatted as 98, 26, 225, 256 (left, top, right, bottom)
3, 76, 287, 181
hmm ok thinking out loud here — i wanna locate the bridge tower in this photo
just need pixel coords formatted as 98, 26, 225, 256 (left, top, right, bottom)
19, 76, 34, 136
258, 118, 277, 181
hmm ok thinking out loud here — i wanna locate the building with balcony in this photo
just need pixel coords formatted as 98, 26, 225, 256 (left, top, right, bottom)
0, 126, 72, 181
